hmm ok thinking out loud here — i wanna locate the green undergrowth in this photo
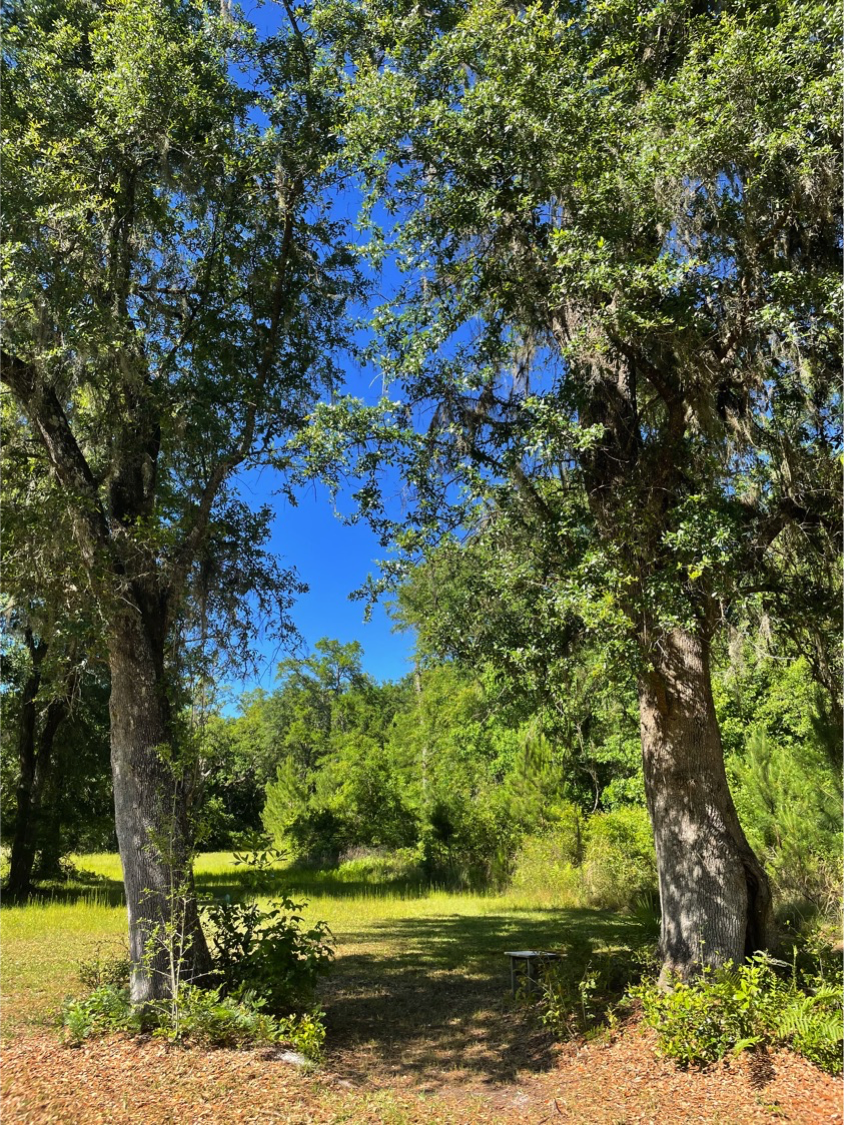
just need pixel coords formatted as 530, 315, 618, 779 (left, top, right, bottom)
633, 933, 843, 1075
2, 851, 647, 1040
60, 877, 334, 1058
529, 937, 657, 1041
511, 809, 658, 912
62, 982, 326, 1058
527, 925, 843, 1076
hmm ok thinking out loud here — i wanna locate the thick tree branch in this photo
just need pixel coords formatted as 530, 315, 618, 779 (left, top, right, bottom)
1, 352, 113, 570
166, 179, 303, 603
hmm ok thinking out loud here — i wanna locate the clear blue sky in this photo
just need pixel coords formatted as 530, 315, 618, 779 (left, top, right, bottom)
226, 3, 416, 694
234, 470, 415, 693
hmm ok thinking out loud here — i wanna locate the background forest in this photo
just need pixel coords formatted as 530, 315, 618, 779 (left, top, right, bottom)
4, 591, 840, 923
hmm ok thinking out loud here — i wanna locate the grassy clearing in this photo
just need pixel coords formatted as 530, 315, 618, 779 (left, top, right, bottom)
4, 855, 838, 1125
1, 898, 125, 1035
1, 851, 655, 1071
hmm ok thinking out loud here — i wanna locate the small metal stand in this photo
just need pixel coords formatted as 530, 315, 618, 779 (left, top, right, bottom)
505, 950, 561, 997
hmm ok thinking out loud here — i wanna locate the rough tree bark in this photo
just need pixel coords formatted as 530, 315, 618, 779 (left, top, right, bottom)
638, 623, 771, 981
109, 605, 211, 1004
577, 354, 772, 979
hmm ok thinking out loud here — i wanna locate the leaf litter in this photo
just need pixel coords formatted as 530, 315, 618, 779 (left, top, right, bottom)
3, 1017, 840, 1125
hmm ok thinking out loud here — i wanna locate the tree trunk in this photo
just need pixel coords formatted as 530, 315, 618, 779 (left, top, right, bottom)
5, 654, 42, 897
7, 695, 69, 893
638, 625, 771, 981
34, 792, 65, 881
108, 608, 211, 1004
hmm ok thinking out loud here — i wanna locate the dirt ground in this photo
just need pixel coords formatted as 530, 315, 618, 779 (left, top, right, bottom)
3, 894, 840, 1124
3, 999, 840, 1123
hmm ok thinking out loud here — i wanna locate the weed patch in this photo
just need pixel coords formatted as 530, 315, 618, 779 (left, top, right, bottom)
631, 939, 843, 1075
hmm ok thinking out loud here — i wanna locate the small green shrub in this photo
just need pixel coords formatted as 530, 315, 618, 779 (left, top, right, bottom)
633, 963, 768, 1066
282, 1005, 326, 1060
534, 939, 654, 1039
203, 895, 334, 1015
151, 985, 280, 1047
633, 947, 843, 1075
62, 983, 326, 1057
76, 943, 132, 991
62, 986, 140, 1044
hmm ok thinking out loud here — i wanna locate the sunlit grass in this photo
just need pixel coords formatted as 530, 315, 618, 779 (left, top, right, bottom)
1, 898, 126, 1035
0, 850, 660, 1125
1, 851, 654, 1045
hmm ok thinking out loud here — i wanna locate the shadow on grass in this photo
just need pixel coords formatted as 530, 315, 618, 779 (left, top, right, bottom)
0, 868, 127, 908
1, 856, 658, 1093
0, 863, 436, 909
321, 906, 657, 1090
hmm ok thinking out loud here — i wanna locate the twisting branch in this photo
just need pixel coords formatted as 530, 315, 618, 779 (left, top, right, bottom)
1, 352, 114, 572
167, 177, 304, 603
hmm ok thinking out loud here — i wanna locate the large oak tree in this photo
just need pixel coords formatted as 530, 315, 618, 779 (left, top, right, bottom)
315, 0, 841, 976
2, 0, 358, 1000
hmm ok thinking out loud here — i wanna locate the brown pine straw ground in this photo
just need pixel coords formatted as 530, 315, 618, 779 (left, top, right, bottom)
3, 1007, 840, 1124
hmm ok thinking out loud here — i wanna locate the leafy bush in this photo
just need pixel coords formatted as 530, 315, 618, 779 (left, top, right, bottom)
535, 939, 654, 1039
76, 943, 132, 991
62, 983, 326, 1058
581, 807, 658, 911
633, 962, 771, 1066
203, 895, 334, 1015
64, 876, 334, 1059
633, 944, 843, 1075
62, 985, 141, 1044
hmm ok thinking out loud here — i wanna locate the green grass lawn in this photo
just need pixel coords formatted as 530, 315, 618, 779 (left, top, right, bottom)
1, 851, 656, 1088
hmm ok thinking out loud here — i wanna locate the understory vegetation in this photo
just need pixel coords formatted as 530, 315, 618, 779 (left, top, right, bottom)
528, 924, 842, 1076
60, 856, 334, 1056
223, 638, 842, 927
63, 981, 327, 1058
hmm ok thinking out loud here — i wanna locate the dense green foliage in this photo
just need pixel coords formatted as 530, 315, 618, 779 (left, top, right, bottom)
63, 982, 326, 1056
633, 936, 843, 1074
188, 627, 839, 918
203, 895, 334, 1016
0, 642, 114, 864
